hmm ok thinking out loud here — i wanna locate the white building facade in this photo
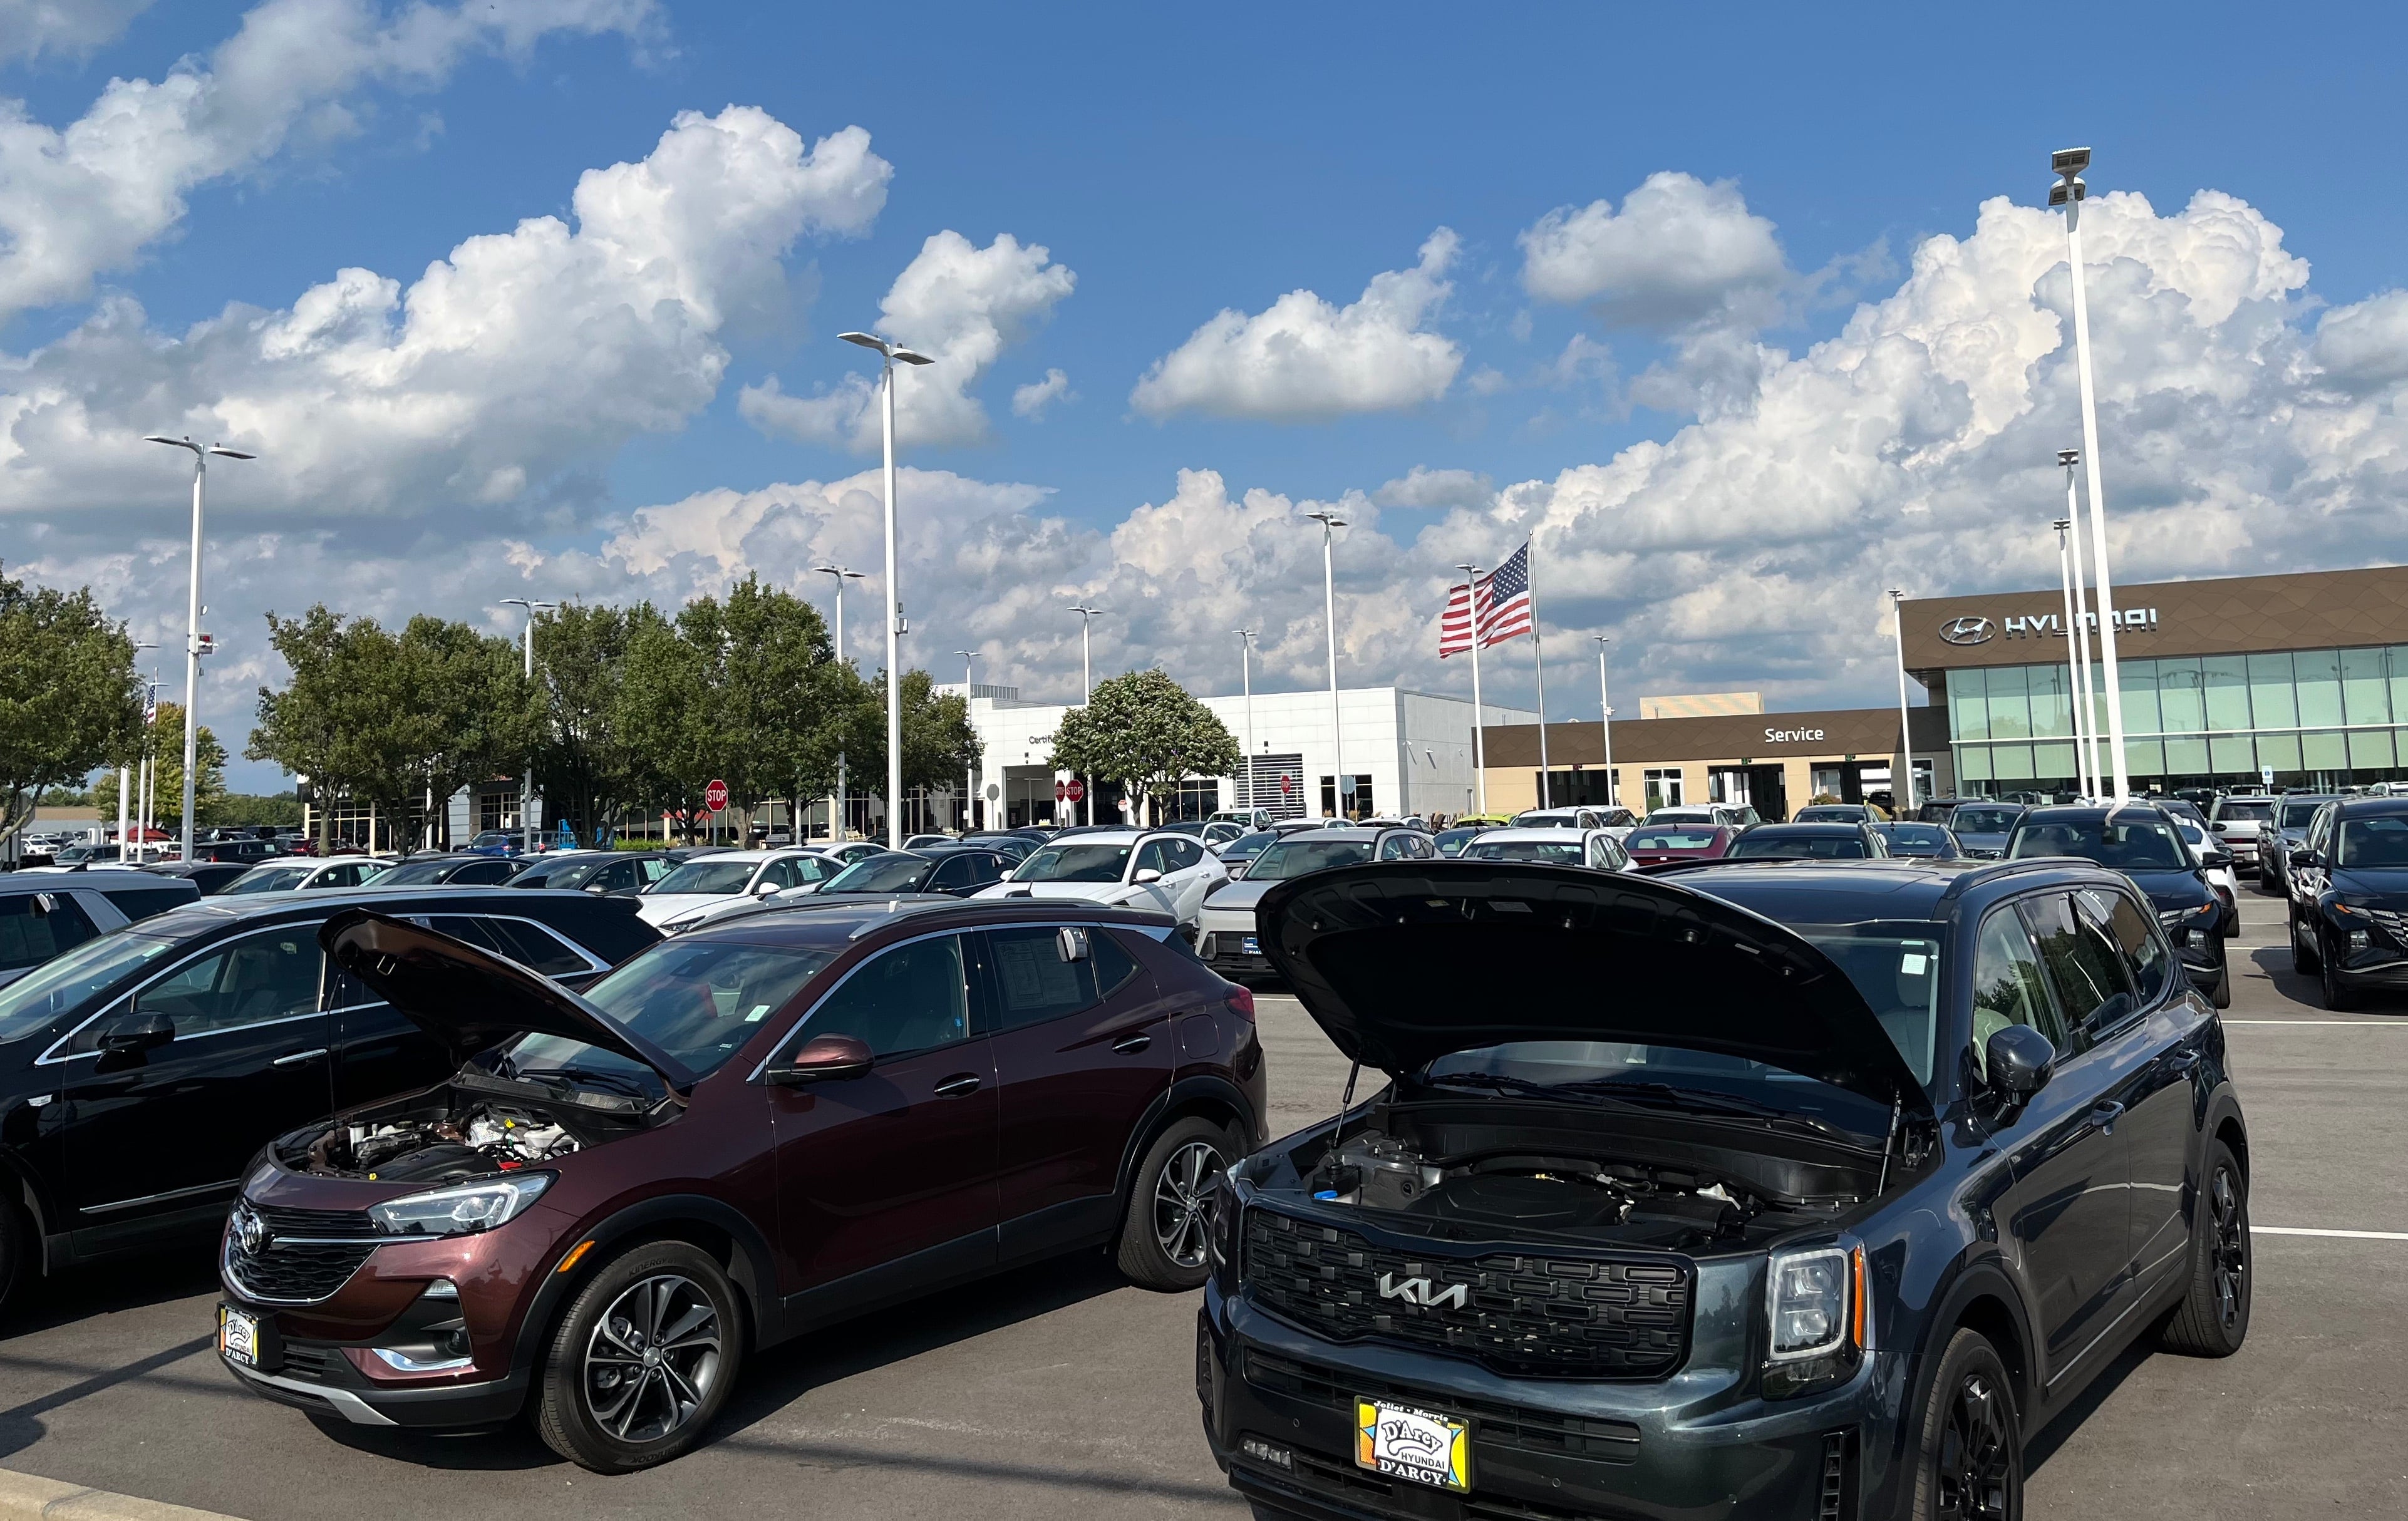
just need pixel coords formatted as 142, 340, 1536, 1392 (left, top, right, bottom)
947, 683, 1534, 828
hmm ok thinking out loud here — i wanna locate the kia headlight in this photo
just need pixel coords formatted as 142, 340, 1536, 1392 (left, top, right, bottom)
1768, 1245, 1853, 1360
369, 1173, 553, 1237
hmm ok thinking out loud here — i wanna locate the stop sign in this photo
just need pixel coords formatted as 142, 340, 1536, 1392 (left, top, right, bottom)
703, 778, 730, 813
1065, 778, 1086, 803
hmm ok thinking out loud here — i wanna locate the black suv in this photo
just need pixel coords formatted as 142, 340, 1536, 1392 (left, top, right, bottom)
0, 887, 654, 1306
2005, 805, 2230, 1007
1201, 859, 2248, 1521
2285, 793, 2408, 1010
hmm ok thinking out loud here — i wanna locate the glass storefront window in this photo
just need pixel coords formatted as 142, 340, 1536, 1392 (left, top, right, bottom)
1950, 669, 1988, 742
1988, 744, 2033, 781
1956, 745, 1992, 783
2033, 741, 2077, 778
2124, 738, 2166, 776
2028, 664, 2072, 739
2350, 730, 2394, 770
2257, 732, 2302, 771
2209, 735, 2255, 773
2203, 656, 2251, 731
2163, 736, 2209, 775
2343, 648, 2391, 726
1985, 666, 2030, 740
2303, 730, 2349, 771
2297, 651, 2343, 727
2157, 658, 2205, 733
2391, 647, 2408, 723
2249, 652, 2297, 729
2117, 658, 2161, 735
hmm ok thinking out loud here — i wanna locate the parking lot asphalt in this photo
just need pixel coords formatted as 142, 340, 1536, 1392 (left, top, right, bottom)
0, 880, 2400, 1518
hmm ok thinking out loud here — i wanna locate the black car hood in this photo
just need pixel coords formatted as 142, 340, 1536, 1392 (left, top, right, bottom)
1254, 862, 1931, 1116
319, 909, 695, 1091
2111, 866, 2211, 912
2328, 867, 2408, 900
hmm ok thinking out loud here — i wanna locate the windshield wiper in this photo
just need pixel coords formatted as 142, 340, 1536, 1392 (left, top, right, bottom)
1558, 1080, 1864, 1140
517, 1065, 656, 1100
1417, 1071, 1651, 1112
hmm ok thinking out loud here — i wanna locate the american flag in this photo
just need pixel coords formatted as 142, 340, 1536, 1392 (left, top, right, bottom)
1479, 542, 1534, 646
1438, 577, 1490, 657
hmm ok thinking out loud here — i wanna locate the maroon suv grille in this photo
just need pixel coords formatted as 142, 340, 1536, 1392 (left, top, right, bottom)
1242, 1208, 1690, 1378
226, 1204, 381, 1303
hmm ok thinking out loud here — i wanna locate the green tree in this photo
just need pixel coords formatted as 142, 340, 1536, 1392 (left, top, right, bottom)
0, 569, 143, 847
91, 702, 226, 828
249, 607, 367, 848
530, 602, 646, 845
1047, 669, 1239, 823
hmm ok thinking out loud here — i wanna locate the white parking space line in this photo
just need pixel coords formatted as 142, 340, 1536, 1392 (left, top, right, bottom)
2253, 1227, 2408, 1240
2224, 1019, 2408, 1026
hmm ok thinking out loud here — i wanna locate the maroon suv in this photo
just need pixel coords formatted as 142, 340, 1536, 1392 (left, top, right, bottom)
214, 898, 1264, 1472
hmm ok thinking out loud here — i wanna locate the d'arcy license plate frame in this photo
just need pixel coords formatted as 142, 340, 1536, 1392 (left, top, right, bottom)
1355, 1397, 1471, 1492
219, 1306, 261, 1368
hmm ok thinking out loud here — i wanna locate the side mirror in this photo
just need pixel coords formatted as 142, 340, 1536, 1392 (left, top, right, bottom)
585, 883, 610, 895
1133, 867, 1164, 884
1227, 862, 1248, 880
100, 1011, 176, 1055
763, 1033, 872, 1086
752, 880, 780, 897
1986, 1024, 2055, 1100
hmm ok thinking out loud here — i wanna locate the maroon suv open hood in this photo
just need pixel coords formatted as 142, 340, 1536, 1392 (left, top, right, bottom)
1253, 862, 1931, 1116
320, 909, 696, 1091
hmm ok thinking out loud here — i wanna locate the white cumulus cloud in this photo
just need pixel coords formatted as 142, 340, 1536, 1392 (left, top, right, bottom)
740, 230, 1074, 452
1011, 367, 1072, 420
1519, 171, 1789, 332
0, 0, 663, 322
1130, 230, 1464, 422
0, 0, 155, 63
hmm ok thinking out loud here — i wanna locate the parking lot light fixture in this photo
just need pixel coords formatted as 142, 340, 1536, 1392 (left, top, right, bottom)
145, 435, 252, 865
954, 650, 978, 831
2050, 147, 2130, 799
1594, 635, 1615, 808
1887, 590, 1916, 813
1457, 562, 1489, 817
2055, 449, 2102, 800
838, 333, 934, 847
1234, 629, 1257, 812
502, 598, 557, 853
2053, 512, 2098, 800
812, 564, 864, 840
1068, 604, 1105, 824
1307, 511, 1348, 817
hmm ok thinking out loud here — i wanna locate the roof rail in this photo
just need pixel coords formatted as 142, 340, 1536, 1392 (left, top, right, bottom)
1934, 856, 2082, 904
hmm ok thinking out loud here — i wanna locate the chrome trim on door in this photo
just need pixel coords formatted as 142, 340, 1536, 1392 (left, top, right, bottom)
272, 1048, 330, 1067
81, 1178, 235, 1215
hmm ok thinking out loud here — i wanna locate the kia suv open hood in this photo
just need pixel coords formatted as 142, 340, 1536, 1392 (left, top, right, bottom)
320, 909, 696, 1091
1255, 862, 1931, 1116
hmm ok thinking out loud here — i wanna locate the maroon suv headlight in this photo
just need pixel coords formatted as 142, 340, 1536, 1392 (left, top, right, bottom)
368, 1174, 553, 1239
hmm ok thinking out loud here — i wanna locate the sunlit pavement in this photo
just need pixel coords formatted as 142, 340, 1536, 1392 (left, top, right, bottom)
0, 885, 2396, 1517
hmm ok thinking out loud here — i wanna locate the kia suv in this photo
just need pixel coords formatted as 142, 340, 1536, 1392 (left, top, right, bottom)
1200, 858, 2249, 1521
217, 897, 1265, 1472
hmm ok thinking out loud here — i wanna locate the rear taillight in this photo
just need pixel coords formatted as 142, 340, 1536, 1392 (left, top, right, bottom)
1224, 985, 1256, 1022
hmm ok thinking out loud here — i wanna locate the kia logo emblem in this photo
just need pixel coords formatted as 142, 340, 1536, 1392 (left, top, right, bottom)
1939, 616, 1995, 646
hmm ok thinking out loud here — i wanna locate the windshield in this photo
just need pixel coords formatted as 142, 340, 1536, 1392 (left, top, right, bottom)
505, 939, 836, 1086
824, 854, 935, 892
1878, 825, 1955, 855
653, 860, 760, 895
1246, 840, 1377, 880
1731, 831, 1868, 860
1628, 827, 1717, 850
2278, 800, 2328, 830
470, 833, 514, 848
0, 930, 182, 1041
371, 858, 462, 885
1950, 807, 2022, 835
1011, 843, 1132, 884
2338, 817, 2408, 868
1462, 838, 1587, 865
2010, 815, 2188, 869
2213, 800, 2273, 823
222, 865, 312, 894
1223, 831, 1276, 858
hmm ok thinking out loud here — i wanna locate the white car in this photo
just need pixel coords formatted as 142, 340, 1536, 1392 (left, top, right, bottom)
1511, 806, 1638, 840
636, 848, 848, 931
974, 828, 1227, 932
1646, 803, 1760, 830
2172, 820, 2243, 939
217, 855, 390, 894
1196, 827, 1435, 978
1455, 827, 1632, 872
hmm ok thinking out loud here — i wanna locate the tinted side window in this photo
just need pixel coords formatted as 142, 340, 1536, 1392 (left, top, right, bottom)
981, 927, 1100, 1030
926, 857, 973, 892
1970, 905, 2067, 1081
1376, 834, 1411, 860
98, 886, 195, 921
804, 936, 969, 1058
2079, 887, 2173, 1008
2018, 893, 2133, 1036
0, 894, 99, 974
1135, 842, 1170, 875
478, 918, 597, 977
130, 932, 323, 1038
1093, 929, 1144, 996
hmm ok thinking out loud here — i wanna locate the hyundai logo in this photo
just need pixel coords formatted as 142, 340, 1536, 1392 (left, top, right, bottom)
232, 1202, 269, 1257
1376, 1272, 1469, 1311
1939, 616, 1996, 646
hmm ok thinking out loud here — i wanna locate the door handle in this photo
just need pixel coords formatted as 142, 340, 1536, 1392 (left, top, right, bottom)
272, 1048, 330, 1068
2164, 1050, 2201, 1075
1112, 1033, 1152, 1054
933, 1073, 981, 1097
2088, 1100, 2126, 1133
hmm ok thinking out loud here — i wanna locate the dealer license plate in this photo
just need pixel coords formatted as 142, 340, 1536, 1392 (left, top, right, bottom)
219, 1306, 260, 1368
1355, 1398, 1470, 1492
1240, 934, 1260, 957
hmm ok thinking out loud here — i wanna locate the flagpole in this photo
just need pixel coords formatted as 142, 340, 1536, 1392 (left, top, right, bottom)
1455, 564, 1487, 817
1529, 536, 1551, 809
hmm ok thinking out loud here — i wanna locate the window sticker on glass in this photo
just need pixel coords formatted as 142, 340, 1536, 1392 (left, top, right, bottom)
1901, 952, 1929, 976
745, 1003, 772, 1022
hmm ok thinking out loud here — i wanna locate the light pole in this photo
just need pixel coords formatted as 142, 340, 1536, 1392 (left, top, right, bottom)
2050, 147, 2129, 799
839, 332, 934, 847
954, 649, 979, 832
1234, 629, 1257, 815
1307, 511, 1348, 817
143, 435, 252, 862
812, 562, 864, 840
2057, 448, 2102, 798
1068, 603, 1103, 825
2053, 517, 2097, 800
1593, 635, 1615, 808
1457, 562, 1489, 817
1888, 589, 1918, 813
501, 599, 557, 853
118, 640, 155, 863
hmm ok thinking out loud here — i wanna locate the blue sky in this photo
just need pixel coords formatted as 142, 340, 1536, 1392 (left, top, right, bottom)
7, 1, 2408, 790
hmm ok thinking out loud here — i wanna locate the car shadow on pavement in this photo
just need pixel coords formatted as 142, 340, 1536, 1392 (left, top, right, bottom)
2023, 1339, 2152, 1474
2244, 946, 2408, 1013
306, 1249, 1141, 1475
0, 1241, 223, 1338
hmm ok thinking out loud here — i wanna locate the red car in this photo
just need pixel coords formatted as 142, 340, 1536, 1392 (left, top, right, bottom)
215, 899, 1264, 1471
1621, 822, 1738, 867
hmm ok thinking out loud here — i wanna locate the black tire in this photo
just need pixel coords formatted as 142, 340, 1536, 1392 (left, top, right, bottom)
1116, 1116, 1237, 1291
1909, 1328, 2022, 1521
534, 1240, 745, 1473
2156, 1139, 2251, 1356
2320, 935, 2359, 1011
2209, 954, 2232, 1009
0, 1201, 32, 1314
2291, 906, 2320, 974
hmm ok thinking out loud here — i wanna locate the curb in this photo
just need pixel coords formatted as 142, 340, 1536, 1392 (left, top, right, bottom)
0, 1470, 242, 1521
